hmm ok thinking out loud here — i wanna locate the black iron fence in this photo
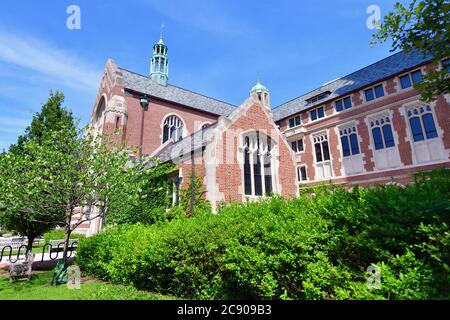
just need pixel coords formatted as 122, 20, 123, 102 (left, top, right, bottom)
0, 241, 78, 264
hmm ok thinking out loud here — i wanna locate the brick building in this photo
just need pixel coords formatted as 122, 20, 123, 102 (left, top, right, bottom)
84, 35, 450, 232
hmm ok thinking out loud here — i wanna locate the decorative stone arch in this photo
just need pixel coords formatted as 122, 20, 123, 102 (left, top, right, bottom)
160, 113, 186, 144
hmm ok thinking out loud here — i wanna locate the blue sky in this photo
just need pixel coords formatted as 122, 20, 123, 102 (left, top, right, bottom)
0, 0, 407, 151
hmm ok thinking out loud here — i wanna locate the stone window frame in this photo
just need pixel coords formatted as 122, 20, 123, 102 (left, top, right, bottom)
337, 121, 361, 158
291, 138, 305, 154
364, 83, 385, 102
367, 112, 396, 151
161, 113, 186, 144
404, 104, 439, 143
309, 106, 326, 122
398, 69, 424, 90
238, 130, 279, 200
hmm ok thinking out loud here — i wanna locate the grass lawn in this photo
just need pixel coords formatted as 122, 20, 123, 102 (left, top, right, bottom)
0, 269, 176, 300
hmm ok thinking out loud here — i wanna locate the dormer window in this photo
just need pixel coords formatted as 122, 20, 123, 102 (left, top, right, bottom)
306, 91, 331, 105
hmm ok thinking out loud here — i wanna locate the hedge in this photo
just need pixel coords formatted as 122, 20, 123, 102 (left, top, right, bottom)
76, 169, 450, 299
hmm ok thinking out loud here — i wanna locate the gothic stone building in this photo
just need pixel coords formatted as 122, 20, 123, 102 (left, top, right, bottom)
83, 36, 450, 234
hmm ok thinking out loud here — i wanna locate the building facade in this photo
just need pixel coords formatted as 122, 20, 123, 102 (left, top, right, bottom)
83, 35, 450, 232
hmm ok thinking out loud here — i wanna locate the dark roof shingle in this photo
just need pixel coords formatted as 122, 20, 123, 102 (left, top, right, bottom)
120, 68, 236, 117
272, 50, 433, 121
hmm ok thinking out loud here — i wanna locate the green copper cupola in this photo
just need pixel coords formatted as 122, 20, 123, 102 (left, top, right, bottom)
150, 36, 169, 86
250, 80, 270, 110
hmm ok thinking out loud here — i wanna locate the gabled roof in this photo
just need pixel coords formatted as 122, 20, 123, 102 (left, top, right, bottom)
142, 123, 218, 170
271, 50, 433, 121
120, 68, 237, 116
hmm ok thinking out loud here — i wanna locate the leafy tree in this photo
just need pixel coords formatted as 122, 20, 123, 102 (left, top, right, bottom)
0, 141, 65, 251
9, 91, 75, 155
372, 0, 450, 102
37, 127, 142, 262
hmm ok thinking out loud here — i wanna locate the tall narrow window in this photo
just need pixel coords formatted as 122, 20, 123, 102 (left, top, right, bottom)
244, 137, 252, 195
314, 134, 330, 163
162, 115, 184, 143
407, 105, 438, 142
253, 150, 262, 196
243, 132, 274, 197
370, 115, 395, 150
339, 125, 360, 157
313, 132, 333, 180
297, 166, 307, 182
263, 149, 272, 195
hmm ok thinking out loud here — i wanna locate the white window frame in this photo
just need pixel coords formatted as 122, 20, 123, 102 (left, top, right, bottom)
287, 115, 302, 128
291, 138, 305, 154
404, 103, 445, 164
399, 69, 423, 90
364, 83, 385, 103
312, 131, 333, 180
309, 106, 326, 122
297, 165, 308, 183
161, 114, 185, 144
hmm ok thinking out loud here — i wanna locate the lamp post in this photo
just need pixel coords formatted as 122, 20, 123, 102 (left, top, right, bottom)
139, 96, 149, 159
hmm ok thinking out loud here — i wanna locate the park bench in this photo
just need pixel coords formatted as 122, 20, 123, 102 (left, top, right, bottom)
0, 241, 27, 251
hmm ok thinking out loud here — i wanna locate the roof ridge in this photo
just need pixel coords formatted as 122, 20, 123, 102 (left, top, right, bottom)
119, 67, 237, 108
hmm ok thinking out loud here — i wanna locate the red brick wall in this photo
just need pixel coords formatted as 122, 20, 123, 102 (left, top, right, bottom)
124, 93, 218, 156
276, 61, 449, 189
214, 102, 298, 203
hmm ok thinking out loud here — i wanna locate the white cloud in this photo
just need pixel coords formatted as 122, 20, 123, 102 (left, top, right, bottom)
0, 32, 102, 92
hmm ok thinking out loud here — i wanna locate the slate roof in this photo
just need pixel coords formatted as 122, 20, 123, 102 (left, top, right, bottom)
143, 123, 219, 169
271, 50, 434, 121
120, 68, 237, 117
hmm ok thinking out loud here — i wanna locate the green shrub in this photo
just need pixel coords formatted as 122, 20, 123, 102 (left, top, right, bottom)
77, 169, 450, 300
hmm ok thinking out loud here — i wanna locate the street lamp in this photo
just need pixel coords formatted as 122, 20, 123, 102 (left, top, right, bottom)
139, 95, 149, 159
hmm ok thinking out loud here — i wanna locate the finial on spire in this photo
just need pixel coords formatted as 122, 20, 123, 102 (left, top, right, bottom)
160, 23, 165, 41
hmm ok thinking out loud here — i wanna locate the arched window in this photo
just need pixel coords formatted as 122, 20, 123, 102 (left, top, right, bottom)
95, 97, 106, 125
370, 115, 395, 150
243, 132, 274, 197
407, 105, 438, 142
163, 115, 184, 143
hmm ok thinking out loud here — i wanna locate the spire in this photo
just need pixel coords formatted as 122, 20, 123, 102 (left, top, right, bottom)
150, 27, 169, 86
250, 80, 270, 110
159, 24, 165, 44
